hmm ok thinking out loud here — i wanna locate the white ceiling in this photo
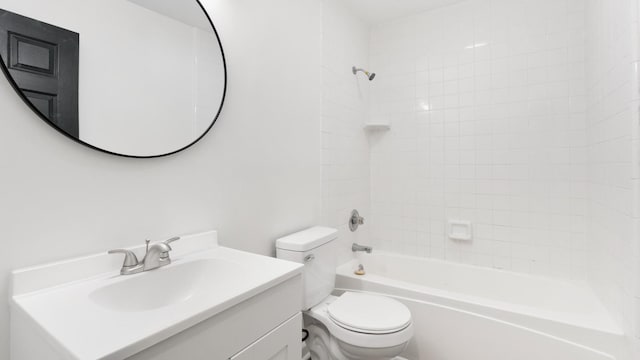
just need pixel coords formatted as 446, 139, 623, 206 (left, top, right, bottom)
127, 0, 213, 32
343, 0, 467, 24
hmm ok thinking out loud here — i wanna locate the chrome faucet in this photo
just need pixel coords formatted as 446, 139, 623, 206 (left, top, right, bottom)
349, 209, 365, 232
352, 243, 372, 254
108, 236, 180, 275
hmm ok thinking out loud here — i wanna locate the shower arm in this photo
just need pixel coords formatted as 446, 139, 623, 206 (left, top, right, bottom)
352, 66, 376, 81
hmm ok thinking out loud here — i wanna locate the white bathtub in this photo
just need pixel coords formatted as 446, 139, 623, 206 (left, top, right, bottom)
335, 252, 631, 360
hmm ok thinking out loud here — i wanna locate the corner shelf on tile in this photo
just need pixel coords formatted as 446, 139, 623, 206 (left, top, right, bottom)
363, 123, 391, 131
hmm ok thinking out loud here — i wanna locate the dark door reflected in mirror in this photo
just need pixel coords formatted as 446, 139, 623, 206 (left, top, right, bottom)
0, 10, 79, 137
0, 0, 226, 158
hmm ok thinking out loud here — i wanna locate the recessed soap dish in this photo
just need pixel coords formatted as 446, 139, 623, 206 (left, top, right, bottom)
448, 220, 472, 241
363, 123, 391, 131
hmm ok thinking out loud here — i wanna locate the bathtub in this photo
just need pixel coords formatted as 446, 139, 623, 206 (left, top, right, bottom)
335, 252, 631, 360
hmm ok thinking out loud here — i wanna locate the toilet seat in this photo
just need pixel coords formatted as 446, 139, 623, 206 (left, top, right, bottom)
306, 293, 414, 350
327, 292, 412, 334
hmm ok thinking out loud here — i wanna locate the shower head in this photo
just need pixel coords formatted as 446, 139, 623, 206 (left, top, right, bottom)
352, 66, 376, 81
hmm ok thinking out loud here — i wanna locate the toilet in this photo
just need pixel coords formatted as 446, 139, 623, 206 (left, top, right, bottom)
276, 227, 413, 360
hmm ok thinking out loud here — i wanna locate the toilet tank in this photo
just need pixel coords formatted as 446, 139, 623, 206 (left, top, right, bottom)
276, 226, 338, 310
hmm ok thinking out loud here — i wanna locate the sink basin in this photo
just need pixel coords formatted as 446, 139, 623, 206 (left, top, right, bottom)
89, 259, 246, 312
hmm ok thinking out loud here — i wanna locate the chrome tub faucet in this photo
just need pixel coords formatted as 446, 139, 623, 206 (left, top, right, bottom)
352, 243, 373, 254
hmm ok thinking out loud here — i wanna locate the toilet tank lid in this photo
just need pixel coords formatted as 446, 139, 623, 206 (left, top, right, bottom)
276, 226, 338, 252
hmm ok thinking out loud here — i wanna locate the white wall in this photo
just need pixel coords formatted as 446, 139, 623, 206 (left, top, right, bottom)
585, 0, 640, 350
0, 0, 322, 358
77, 0, 203, 156
368, 0, 589, 279
321, 0, 372, 264
195, 28, 225, 136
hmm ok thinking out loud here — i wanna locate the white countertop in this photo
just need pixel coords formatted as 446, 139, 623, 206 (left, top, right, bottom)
11, 231, 303, 360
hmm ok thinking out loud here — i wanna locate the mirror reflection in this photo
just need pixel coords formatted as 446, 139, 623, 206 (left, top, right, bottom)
0, 0, 226, 157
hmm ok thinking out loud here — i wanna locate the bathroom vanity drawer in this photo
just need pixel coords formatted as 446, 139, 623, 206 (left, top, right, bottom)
229, 313, 302, 360
127, 274, 302, 360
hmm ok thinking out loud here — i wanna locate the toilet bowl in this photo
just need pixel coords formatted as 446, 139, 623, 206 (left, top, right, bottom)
276, 227, 413, 360
306, 293, 413, 360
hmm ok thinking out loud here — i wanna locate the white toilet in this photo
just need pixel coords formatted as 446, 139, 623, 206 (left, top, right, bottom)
276, 227, 413, 360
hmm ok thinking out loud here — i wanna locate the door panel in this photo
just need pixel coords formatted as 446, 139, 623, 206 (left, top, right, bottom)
22, 90, 56, 120
9, 33, 57, 75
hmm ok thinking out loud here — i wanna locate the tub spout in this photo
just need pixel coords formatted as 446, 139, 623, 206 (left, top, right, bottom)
352, 243, 372, 253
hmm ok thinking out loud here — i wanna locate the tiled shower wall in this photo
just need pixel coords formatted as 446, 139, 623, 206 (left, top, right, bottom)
368, 0, 589, 279
321, 0, 371, 264
585, 0, 640, 343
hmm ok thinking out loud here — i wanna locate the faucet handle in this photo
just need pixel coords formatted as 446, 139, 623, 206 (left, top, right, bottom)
157, 237, 179, 260
163, 236, 180, 246
160, 237, 180, 252
349, 210, 365, 232
108, 249, 139, 267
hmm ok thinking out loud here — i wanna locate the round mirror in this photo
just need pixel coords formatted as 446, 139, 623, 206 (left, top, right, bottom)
0, 0, 226, 158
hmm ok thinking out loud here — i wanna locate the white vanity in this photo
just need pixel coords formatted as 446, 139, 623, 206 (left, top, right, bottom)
10, 231, 303, 360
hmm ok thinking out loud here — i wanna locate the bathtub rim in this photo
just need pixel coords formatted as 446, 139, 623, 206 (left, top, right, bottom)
336, 254, 630, 359
338, 252, 623, 336
331, 287, 626, 360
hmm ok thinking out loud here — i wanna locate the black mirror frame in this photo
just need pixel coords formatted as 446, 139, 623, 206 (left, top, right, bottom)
0, 0, 227, 159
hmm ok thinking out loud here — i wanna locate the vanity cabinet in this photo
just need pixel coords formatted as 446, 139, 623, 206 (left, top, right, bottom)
127, 275, 302, 360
